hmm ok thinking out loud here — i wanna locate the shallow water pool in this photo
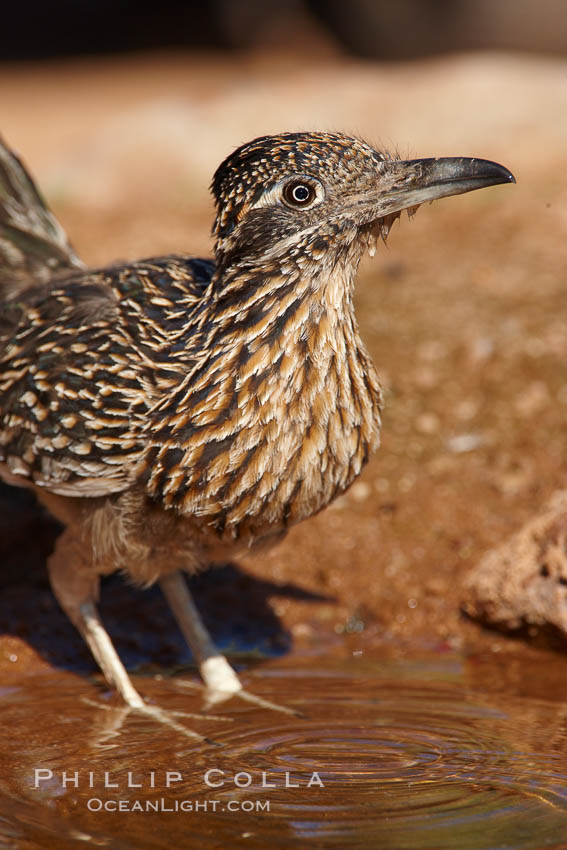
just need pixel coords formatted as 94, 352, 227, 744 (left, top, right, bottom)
2, 647, 567, 849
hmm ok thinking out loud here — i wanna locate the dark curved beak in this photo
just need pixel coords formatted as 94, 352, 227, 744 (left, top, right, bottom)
376, 156, 515, 216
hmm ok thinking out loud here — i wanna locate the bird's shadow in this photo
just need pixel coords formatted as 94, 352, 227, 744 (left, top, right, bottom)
0, 483, 331, 675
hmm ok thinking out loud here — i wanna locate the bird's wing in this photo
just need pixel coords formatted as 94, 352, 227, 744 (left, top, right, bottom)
0, 138, 84, 292
0, 256, 212, 498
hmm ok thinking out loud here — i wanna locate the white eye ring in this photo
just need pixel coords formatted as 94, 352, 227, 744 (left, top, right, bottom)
286, 183, 313, 205
281, 177, 322, 209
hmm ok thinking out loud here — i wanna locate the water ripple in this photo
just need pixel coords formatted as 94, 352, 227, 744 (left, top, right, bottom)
1, 653, 567, 849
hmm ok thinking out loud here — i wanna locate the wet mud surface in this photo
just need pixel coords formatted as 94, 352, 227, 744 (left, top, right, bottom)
1, 49, 567, 847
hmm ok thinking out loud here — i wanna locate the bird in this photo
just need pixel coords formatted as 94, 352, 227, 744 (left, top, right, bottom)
0, 132, 514, 728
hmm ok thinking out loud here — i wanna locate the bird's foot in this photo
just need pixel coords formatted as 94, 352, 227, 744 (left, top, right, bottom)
131, 702, 230, 742
80, 693, 233, 744
175, 654, 301, 717
234, 688, 301, 716
177, 679, 301, 716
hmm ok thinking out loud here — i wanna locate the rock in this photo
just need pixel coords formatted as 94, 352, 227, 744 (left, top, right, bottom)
463, 490, 567, 635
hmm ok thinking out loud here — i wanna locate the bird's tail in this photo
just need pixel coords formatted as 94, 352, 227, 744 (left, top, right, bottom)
0, 138, 84, 296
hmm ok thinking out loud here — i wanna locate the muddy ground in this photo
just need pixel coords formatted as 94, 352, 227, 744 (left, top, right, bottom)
1, 48, 566, 679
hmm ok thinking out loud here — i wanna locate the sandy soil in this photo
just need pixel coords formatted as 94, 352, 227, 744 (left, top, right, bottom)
1, 48, 567, 675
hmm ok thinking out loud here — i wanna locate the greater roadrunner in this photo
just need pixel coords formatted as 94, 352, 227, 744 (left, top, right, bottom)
0, 132, 514, 724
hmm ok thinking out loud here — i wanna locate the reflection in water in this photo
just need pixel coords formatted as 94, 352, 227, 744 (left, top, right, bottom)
2, 650, 567, 849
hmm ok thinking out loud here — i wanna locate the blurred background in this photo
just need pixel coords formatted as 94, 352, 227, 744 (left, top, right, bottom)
1, 1, 567, 667
2, 0, 567, 58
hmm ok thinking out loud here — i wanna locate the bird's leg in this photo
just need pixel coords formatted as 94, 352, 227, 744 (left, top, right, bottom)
160, 571, 299, 716
47, 528, 145, 708
47, 530, 219, 740
159, 570, 242, 702
76, 602, 146, 707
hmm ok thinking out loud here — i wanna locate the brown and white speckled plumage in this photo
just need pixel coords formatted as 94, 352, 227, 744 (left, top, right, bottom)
0, 132, 514, 710
1, 133, 391, 581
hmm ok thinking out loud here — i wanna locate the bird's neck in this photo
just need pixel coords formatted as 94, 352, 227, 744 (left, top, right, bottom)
145, 253, 383, 539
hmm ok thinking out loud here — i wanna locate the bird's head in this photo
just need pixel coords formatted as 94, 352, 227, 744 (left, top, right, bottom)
211, 131, 514, 276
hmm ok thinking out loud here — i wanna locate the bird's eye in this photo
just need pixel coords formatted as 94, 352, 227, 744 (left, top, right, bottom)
283, 180, 317, 208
